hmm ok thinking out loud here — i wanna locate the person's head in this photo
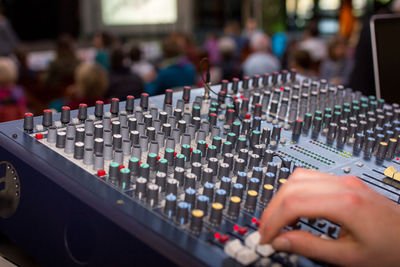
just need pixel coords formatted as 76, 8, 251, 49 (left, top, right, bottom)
304, 21, 319, 38
162, 35, 184, 59
224, 21, 241, 36
245, 18, 258, 33
129, 45, 142, 63
250, 32, 271, 53
56, 34, 76, 59
328, 37, 347, 61
291, 49, 312, 71
110, 48, 125, 71
218, 37, 236, 61
74, 62, 108, 98
93, 32, 114, 49
0, 57, 17, 88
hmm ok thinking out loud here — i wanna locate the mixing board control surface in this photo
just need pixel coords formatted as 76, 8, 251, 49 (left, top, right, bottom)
2, 71, 400, 266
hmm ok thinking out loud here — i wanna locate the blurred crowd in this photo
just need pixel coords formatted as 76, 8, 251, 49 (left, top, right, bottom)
0, 5, 389, 122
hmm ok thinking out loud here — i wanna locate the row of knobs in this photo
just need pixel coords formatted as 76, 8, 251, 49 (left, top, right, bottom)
106, 156, 293, 234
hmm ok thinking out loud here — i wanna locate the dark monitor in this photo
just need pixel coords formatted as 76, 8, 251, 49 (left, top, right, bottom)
371, 14, 400, 104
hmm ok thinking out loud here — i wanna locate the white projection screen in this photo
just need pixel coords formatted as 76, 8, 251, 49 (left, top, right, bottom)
101, 0, 178, 26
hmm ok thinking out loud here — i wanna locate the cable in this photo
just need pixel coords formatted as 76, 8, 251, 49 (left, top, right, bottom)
199, 57, 236, 101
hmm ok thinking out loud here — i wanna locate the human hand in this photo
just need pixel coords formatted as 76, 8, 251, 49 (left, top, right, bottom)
258, 168, 400, 267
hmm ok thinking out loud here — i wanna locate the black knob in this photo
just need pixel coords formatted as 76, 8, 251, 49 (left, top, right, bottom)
94, 100, 103, 118
42, 109, 53, 127
293, 120, 303, 135
56, 131, 66, 148
196, 195, 209, 215
111, 98, 119, 116
190, 209, 204, 234
61, 106, 70, 124
244, 190, 258, 212
260, 184, 274, 204
140, 93, 149, 111
271, 125, 281, 141
73, 141, 84, 159
164, 194, 177, 217
23, 112, 34, 132
227, 196, 241, 219
164, 89, 173, 105
146, 183, 159, 206
135, 177, 148, 199
209, 202, 223, 225
183, 86, 191, 103
231, 183, 244, 198
126, 95, 135, 113
77, 103, 87, 121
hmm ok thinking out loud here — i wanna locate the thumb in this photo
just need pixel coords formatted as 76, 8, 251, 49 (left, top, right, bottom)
272, 230, 359, 266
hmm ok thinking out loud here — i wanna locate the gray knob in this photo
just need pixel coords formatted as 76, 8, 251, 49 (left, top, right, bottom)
73, 142, 84, 159
56, 131, 66, 148
47, 126, 57, 143
93, 154, 104, 171
64, 137, 75, 154
83, 148, 94, 165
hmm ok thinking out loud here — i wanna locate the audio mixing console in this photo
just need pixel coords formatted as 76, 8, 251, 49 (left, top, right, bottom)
1, 71, 400, 266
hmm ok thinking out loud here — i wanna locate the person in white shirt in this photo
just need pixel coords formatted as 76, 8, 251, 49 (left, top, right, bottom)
243, 32, 280, 77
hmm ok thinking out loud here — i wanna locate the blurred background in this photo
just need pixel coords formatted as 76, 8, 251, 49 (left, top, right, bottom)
0, 0, 397, 122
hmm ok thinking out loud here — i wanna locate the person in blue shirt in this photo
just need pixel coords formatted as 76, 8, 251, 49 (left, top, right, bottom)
145, 35, 195, 96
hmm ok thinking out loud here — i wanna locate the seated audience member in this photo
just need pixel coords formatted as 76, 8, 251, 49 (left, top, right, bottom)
204, 33, 220, 66
290, 50, 317, 79
0, 57, 27, 122
243, 32, 280, 77
129, 45, 156, 83
215, 37, 242, 81
298, 21, 327, 64
145, 35, 195, 96
66, 62, 109, 110
320, 36, 354, 86
107, 48, 144, 99
93, 31, 115, 71
44, 34, 80, 105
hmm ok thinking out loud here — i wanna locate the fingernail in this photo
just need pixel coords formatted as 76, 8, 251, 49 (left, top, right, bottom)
272, 237, 291, 251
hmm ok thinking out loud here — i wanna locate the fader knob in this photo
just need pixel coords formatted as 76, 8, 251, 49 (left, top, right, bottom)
140, 93, 149, 111
61, 106, 70, 124
260, 184, 274, 204
56, 131, 66, 148
164, 194, 177, 217
23, 113, 34, 132
95, 101, 104, 118
190, 209, 204, 234
209, 203, 223, 225
110, 98, 119, 116
227, 196, 241, 219
183, 86, 191, 103
126, 95, 135, 113
293, 120, 303, 136
42, 109, 53, 127
176, 202, 189, 224
77, 103, 87, 121
244, 190, 258, 212
271, 125, 281, 141
164, 89, 173, 105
